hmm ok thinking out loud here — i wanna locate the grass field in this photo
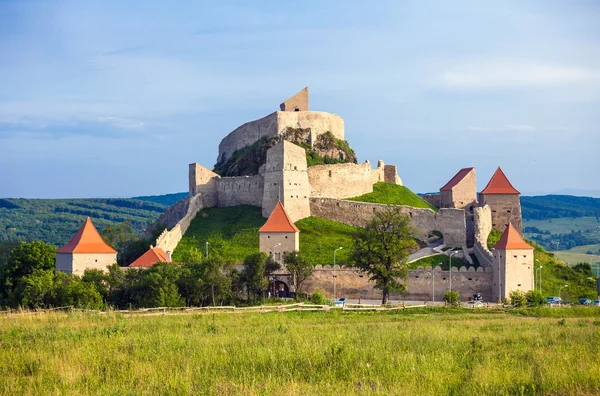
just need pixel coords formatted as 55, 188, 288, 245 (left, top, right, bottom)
349, 183, 437, 211
1, 310, 599, 394
523, 216, 600, 241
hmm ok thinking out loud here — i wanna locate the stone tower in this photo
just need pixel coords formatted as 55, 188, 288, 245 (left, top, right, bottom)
259, 201, 300, 264
439, 167, 477, 211
479, 167, 522, 232
491, 223, 534, 301
55, 217, 117, 275
280, 86, 309, 111
262, 140, 311, 222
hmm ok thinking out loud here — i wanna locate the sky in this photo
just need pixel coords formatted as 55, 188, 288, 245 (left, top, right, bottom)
1, 0, 599, 198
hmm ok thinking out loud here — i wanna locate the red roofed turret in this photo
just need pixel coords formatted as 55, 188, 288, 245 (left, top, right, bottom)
259, 201, 300, 233
493, 223, 533, 250
481, 167, 520, 195
57, 217, 117, 254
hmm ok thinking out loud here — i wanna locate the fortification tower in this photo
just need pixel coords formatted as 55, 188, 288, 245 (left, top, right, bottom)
262, 140, 311, 222
479, 167, 522, 232
259, 201, 300, 264
280, 87, 309, 111
439, 167, 477, 211
491, 223, 534, 301
55, 217, 117, 275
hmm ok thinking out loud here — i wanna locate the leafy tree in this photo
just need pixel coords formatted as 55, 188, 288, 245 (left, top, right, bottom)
0, 241, 56, 304
14, 269, 55, 308
131, 262, 184, 308
82, 269, 109, 300
283, 251, 313, 295
203, 256, 233, 306
444, 290, 459, 305
242, 253, 280, 302
573, 262, 593, 277
177, 262, 207, 306
509, 290, 526, 308
54, 272, 103, 309
349, 208, 417, 304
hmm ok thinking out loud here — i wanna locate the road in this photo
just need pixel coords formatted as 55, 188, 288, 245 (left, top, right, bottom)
408, 239, 444, 263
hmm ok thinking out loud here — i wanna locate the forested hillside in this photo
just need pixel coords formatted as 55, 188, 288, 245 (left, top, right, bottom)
0, 198, 167, 247
521, 195, 600, 220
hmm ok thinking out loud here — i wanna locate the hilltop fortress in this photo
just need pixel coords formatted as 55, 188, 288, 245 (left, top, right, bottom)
146, 87, 532, 301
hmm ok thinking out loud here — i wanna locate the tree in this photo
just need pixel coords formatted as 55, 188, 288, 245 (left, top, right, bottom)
525, 290, 545, 307
509, 290, 526, 308
242, 253, 269, 302
14, 269, 55, 309
444, 290, 459, 306
350, 208, 417, 304
131, 262, 184, 308
283, 251, 312, 295
202, 256, 233, 306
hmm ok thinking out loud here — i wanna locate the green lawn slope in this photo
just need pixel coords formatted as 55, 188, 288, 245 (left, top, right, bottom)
172, 206, 357, 265
348, 183, 437, 211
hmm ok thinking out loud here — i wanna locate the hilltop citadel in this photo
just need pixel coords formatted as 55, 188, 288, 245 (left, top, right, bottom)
56, 88, 534, 301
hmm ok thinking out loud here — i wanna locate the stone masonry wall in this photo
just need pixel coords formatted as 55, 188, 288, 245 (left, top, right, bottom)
441, 168, 477, 211
473, 205, 493, 267
155, 194, 204, 255
308, 162, 381, 199
479, 194, 522, 232
303, 265, 493, 301
217, 111, 344, 164
310, 198, 467, 246
189, 163, 219, 207
279, 87, 308, 111
217, 175, 264, 208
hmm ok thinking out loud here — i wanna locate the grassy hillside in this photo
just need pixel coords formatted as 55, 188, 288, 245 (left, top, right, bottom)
0, 198, 167, 247
521, 195, 600, 220
172, 206, 358, 265
349, 183, 437, 211
523, 216, 600, 251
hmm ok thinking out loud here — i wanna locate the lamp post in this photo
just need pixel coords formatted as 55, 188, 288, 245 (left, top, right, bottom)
205, 241, 209, 258
535, 260, 543, 293
558, 284, 568, 303
333, 247, 343, 301
491, 247, 501, 302
271, 243, 282, 258
449, 251, 459, 294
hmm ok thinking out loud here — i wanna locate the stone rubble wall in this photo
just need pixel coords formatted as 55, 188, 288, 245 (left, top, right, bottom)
188, 163, 219, 207
309, 198, 467, 247
216, 175, 264, 208
217, 111, 344, 164
303, 265, 493, 301
473, 205, 494, 267
308, 162, 382, 199
279, 87, 309, 111
479, 193, 523, 233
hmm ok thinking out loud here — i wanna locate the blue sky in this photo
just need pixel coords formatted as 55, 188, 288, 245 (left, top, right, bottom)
1, 1, 599, 198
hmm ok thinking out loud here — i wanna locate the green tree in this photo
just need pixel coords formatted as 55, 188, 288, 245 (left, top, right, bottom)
283, 251, 313, 295
241, 252, 279, 302
349, 208, 417, 304
54, 272, 103, 309
131, 262, 184, 308
82, 269, 109, 300
525, 290, 545, 307
444, 290, 459, 305
0, 241, 56, 304
14, 269, 55, 309
509, 290, 526, 308
573, 262, 593, 277
177, 262, 207, 306
203, 256, 233, 306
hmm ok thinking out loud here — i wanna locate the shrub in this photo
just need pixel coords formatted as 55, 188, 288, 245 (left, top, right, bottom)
509, 290, 526, 308
526, 289, 545, 307
310, 289, 329, 305
444, 290, 459, 305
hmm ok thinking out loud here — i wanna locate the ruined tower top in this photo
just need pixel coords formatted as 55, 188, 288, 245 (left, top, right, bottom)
280, 86, 309, 112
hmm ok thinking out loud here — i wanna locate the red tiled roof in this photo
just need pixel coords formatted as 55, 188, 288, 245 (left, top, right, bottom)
440, 167, 474, 191
259, 201, 300, 233
129, 247, 168, 267
56, 217, 117, 254
493, 223, 533, 250
480, 167, 520, 195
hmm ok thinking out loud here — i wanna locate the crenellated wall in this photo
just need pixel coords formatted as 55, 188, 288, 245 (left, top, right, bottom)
309, 198, 467, 246
302, 265, 493, 301
473, 205, 494, 267
217, 175, 264, 208
154, 194, 204, 256
217, 111, 344, 164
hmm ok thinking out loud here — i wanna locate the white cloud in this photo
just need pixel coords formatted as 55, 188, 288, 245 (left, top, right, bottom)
440, 61, 600, 88
469, 125, 536, 132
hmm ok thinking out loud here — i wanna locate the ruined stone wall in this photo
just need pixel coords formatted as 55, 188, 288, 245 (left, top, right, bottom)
423, 194, 441, 208
384, 164, 403, 185
217, 111, 344, 163
310, 198, 467, 246
302, 265, 493, 301
280, 87, 309, 111
479, 194, 522, 232
217, 175, 264, 208
262, 140, 311, 221
189, 163, 219, 207
308, 162, 378, 199
156, 196, 192, 230
473, 205, 493, 267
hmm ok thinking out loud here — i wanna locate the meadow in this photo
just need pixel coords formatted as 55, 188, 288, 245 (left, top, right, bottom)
1, 309, 599, 395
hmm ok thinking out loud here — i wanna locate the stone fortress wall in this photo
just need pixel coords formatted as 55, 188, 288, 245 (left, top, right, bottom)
154, 194, 204, 255
303, 265, 493, 301
479, 193, 523, 233
473, 205, 494, 267
309, 198, 467, 247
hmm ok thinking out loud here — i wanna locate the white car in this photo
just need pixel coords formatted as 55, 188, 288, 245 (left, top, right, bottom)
466, 301, 484, 308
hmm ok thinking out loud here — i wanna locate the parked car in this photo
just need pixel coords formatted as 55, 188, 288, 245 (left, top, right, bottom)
546, 297, 562, 305
466, 301, 484, 308
472, 293, 483, 301
578, 298, 592, 305
594, 300, 600, 307
334, 297, 346, 307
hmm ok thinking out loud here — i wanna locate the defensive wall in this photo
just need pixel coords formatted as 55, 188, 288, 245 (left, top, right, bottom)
473, 205, 494, 267
217, 175, 264, 208
217, 111, 344, 164
302, 265, 493, 301
309, 198, 467, 247
478, 193, 523, 233
155, 194, 204, 255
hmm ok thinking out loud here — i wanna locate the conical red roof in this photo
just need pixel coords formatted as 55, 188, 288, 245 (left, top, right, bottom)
56, 217, 117, 254
481, 167, 520, 195
129, 247, 168, 267
493, 223, 533, 250
259, 201, 300, 233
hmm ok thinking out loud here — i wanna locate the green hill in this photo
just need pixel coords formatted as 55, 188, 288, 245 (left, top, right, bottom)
521, 195, 600, 220
349, 183, 437, 211
133, 192, 187, 207
0, 198, 167, 247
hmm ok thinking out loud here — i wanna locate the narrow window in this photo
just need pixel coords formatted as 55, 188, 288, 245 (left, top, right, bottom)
329, 171, 332, 177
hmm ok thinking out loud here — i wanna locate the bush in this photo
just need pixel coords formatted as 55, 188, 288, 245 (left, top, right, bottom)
509, 290, 526, 308
526, 289, 546, 307
444, 290, 459, 305
310, 289, 329, 305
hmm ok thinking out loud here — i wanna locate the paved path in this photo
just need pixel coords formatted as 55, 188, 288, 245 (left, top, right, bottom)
408, 239, 444, 263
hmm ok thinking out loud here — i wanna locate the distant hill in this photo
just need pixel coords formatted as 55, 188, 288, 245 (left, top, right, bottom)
0, 198, 168, 247
133, 192, 187, 207
521, 195, 600, 220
